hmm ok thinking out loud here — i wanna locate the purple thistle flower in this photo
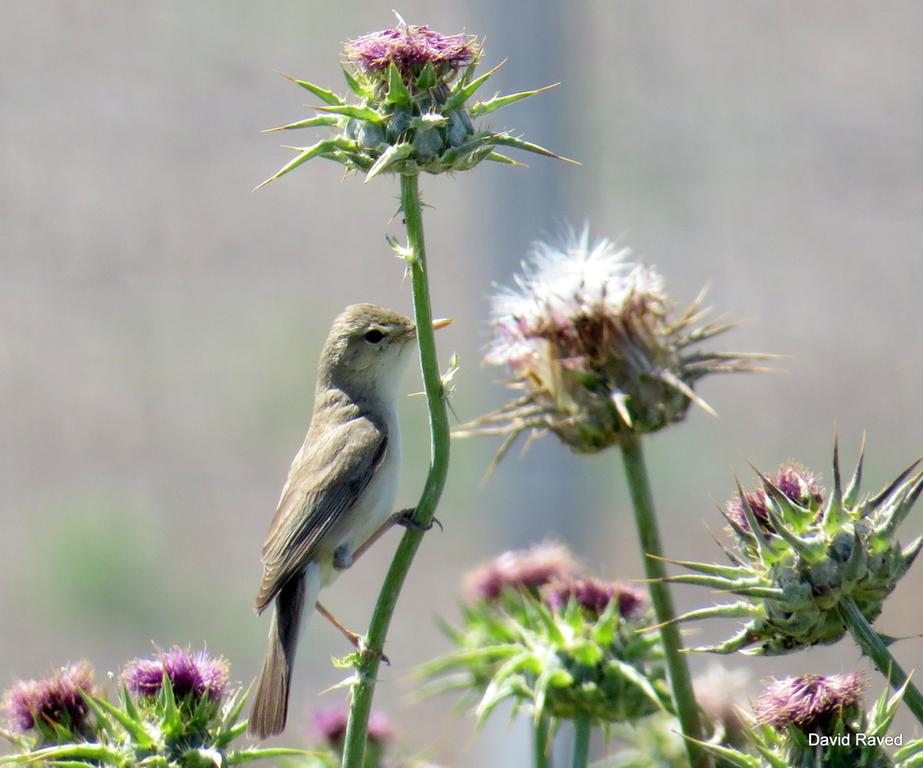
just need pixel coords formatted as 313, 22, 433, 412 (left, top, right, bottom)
463, 541, 580, 602
122, 647, 229, 703
753, 672, 867, 732
2, 661, 94, 734
311, 706, 392, 748
727, 463, 824, 533
541, 577, 647, 619
344, 24, 479, 77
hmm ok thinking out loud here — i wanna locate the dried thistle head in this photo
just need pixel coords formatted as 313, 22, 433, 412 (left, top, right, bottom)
457, 226, 771, 456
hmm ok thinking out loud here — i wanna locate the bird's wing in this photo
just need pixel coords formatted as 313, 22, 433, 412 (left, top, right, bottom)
255, 414, 388, 612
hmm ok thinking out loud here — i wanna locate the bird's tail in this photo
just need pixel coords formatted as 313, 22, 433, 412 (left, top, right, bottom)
248, 563, 319, 739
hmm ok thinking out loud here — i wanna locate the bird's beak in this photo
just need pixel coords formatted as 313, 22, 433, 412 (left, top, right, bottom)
431, 317, 453, 331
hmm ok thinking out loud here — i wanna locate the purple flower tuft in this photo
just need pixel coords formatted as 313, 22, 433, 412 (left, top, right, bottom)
753, 672, 867, 732
344, 24, 479, 76
311, 706, 392, 748
463, 541, 580, 602
122, 647, 229, 703
542, 577, 647, 618
2, 661, 94, 734
727, 462, 824, 533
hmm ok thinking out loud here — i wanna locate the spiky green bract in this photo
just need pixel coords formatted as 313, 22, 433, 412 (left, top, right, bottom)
662, 442, 923, 655
256, 22, 573, 189
420, 576, 669, 728
695, 676, 923, 768
0, 658, 311, 768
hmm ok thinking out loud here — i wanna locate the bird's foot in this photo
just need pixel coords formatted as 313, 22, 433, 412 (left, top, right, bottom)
316, 601, 390, 665
333, 544, 353, 571
394, 508, 443, 533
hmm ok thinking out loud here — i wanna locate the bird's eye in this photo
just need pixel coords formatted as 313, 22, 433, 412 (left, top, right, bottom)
364, 329, 385, 345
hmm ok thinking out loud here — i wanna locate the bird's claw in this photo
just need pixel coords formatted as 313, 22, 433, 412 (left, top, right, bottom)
356, 637, 390, 666
395, 508, 443, 533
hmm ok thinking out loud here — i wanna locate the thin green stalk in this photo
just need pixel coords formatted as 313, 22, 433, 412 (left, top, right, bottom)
619, 435, 710, 768
340, 173, 451, 768
535, 714, 552, 768
571, 718, 590, 768
838, 596, 923, 725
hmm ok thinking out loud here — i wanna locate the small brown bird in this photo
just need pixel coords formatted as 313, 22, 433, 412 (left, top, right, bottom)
248, 304, 450, 738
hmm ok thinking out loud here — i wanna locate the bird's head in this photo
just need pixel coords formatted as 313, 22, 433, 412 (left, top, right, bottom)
318, 303, 450, 404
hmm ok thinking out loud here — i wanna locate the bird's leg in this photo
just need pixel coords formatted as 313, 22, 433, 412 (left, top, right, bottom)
333, 544, 353, 571
315, 601, 389, 665
334, 509, 444, 573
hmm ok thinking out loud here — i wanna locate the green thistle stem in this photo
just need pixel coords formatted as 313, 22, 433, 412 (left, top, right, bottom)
535, 715, 552, 768
571, 718, 590, 768
619, 435, 710, 768
838, 596, 923, 725
340, 172, 451, 768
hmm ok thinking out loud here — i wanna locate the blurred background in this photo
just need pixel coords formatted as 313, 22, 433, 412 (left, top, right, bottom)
1, 1, 921, 765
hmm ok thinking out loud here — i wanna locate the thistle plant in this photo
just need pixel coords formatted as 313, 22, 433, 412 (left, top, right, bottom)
307, 707, 393, 768
458, 227, 770, 767
2, 662, 96, 746
256, 18, 571, 768
657, 440, 923, 723
256, 18, 571, 188
1, 648, 306, 768
697, 673, 923, 768
420, 544, 668, 767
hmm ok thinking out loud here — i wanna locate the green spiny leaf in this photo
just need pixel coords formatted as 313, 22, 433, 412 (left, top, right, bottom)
470, 83, 558, 117
485, 152, 526, 167
261, 115, 341, 133
386, 62, 411, 107
488, 134, 579, 165
281, 74, 343, 106
417, 60, 437, 90
254, 137, 357, 190
364, 142, 413, 182
342, 68, 368, 98
314, 104, 382, 122
226, 748, 316, 765
446, 59, 506, 111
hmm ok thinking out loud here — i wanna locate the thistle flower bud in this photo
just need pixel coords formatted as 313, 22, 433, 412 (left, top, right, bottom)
422, 546, 667, 726
312, 706, 392, 755
256, 17, 573, 188
726, 463, 824, 535
456, 227, 770, 456
122, 647, 229, 704
661, 439, 923, 655
462, 541, 580, 601
699, 673, 922, 768
753, 672, 867, 733
2, 662, 95, 741
541, 577, 646, 619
